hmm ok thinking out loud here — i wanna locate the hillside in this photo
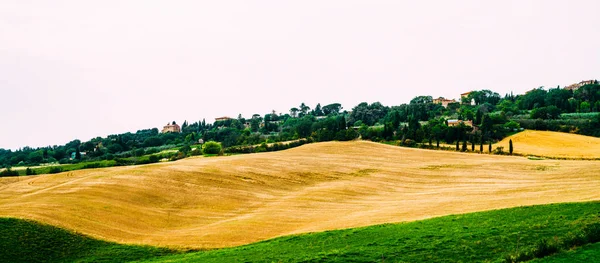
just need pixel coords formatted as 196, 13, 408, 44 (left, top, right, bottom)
2, 203, 600, 262
1, 141, 600, 249
496, 130, 600, 159
0, 218, 176, 263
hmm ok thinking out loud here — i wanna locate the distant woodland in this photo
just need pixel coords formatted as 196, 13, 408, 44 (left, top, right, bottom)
1, 82, 599, 171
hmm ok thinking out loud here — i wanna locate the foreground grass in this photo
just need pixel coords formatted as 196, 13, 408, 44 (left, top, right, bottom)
2, 203, 599, 262
0, 218, 178, 263
140, 202, 600, 263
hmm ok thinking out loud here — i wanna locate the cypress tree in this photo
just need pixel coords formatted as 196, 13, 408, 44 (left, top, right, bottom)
456, 140, 459, 151
509, 139, 514, 155
489, 141, 492, 153
479, 137, 484, 152
75, 147, 81, 160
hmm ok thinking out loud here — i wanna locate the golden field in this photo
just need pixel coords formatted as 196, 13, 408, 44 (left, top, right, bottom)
496, 130, 600, 159
1, 140, 600, 249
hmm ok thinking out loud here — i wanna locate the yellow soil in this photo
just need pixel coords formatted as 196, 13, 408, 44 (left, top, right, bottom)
496, 130, 600, 159
1, 141, 599, 249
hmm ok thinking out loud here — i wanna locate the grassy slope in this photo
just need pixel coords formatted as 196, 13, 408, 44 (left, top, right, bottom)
2, 202, 599, 263
0, 218, 177, 263
1, 141, 600, 248
140, 202, 600, 262
495, 130, 600, 159
533, 242, 600, 262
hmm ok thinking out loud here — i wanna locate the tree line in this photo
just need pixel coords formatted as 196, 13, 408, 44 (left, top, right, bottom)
1, 82, 599, 170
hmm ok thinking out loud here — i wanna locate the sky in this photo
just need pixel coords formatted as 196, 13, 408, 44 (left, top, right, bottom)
1, 0, 599, 150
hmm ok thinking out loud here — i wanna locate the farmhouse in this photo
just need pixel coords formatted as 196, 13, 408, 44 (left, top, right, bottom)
215, 116, 233, 122
447, 119, 473, 127
432, 97, 456, 108
162, 123, 181, 133
565, 80, 596, 91
460, 91, 476, 105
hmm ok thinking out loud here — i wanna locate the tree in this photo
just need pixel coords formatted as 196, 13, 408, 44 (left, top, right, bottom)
348, 102, 389, 126
480, 137, 483, 152
313, 103, 324, 116
202, 141, 222, 155
75, 147, 81, 160
290, 108, 299, 118
462, 139, 467, 152
322, 103, 342, 115
456, 140, 459, 151
299, 103, 310, 117
509, 139, 513, 155
410, 96, 433, 104
517, 87, 547, 110
489, 141, 492, 153
580, 101, 591, 113
530, 105, 561, 119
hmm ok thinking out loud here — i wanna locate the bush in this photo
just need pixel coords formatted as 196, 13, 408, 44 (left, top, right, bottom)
48, 166, 63, 174
179, 145, 191, 155
83, 162, 101, 169
202, 141, 222, 155
148, 155, 160, 163
494, 146, 504, 155
25, 167, 36, 175
0, 168, 19, 177
145, 147, 159, 155
169, 152, 186, 161
504, 120, 521, 130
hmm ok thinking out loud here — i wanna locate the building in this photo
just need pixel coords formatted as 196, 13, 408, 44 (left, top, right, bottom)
162, 122, 181, 133
460, 91, 476, 105
447, 119, 473, 127
215, 116, 232, 122
432, 97, 457, 108
565, 80, 596, 91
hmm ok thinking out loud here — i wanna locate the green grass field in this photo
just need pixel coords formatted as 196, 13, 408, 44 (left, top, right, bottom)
0, 218, 179, 263
2, 202, 599, 263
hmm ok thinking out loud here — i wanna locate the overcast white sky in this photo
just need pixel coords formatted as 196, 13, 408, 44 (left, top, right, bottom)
1, 1, 599, 150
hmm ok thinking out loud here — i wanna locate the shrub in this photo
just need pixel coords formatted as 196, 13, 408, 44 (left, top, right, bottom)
83, 162, 101, 169
584, 222, 600, 243
169, 152, 186, 161
202, 141, 222, 155
48, 166, 63, 174
494, 146, 504, 155
0, 168, 19, 177
25, 167, 36, 175
532, 238, 559, 258
148, 155, 160, 163
145, 147, 159, 155
504, 120, 521, 130
403, 139, 416, 147
179, 145, 191, 155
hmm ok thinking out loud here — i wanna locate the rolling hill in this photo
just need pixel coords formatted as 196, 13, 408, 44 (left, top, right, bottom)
3, 202, 600, 262
1, 141, 600, 249
495, 130, 600, 159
